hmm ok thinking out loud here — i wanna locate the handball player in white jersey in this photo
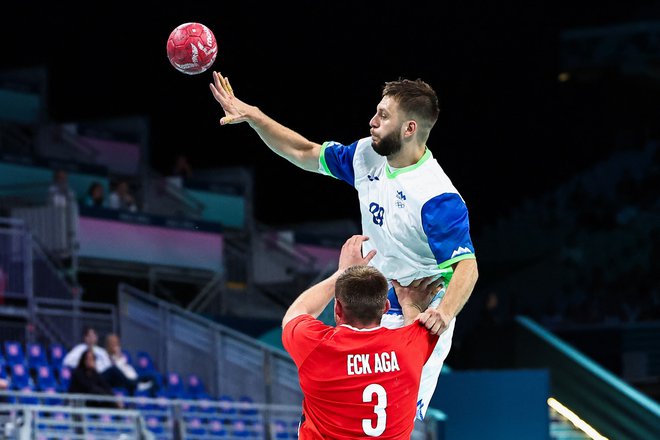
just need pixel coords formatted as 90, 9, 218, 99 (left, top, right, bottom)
209, 73, 479, 420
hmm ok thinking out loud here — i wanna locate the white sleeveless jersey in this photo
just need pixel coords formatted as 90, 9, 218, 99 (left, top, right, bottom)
318, 137, 476, 289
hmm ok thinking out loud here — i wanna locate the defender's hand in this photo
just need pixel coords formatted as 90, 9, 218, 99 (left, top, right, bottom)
338, 235, 376, 272
418, 308, 453, 336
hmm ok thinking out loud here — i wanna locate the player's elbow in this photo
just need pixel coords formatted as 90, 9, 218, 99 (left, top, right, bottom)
290, 142, 322, 172
281, 310, 297, 329
469, 259, 479, 287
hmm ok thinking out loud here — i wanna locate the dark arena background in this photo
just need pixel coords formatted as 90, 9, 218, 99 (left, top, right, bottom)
0, 0, 658, 438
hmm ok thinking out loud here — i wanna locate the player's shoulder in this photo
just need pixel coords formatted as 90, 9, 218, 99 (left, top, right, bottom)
408, 152, 461, 200
323, 138, 370, 152
352, 137, 388, 172
396, 322, 439, 346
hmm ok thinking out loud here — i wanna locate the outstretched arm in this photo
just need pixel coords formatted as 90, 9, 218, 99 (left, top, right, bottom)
418, 258, 479, 335
209, 71, 322, 172
282, 235, 377, 328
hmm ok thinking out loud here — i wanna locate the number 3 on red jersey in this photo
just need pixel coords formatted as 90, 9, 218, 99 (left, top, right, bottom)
362, 383, 387, 437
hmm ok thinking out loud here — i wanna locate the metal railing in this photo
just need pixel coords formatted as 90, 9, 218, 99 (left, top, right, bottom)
0, 217, 115, 348
516, 316, 660, 440
0, 399, 149, 439
118, 284, 302, 407
0, 390, 441, 439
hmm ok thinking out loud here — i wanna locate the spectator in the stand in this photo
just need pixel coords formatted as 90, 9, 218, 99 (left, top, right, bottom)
84, 182, 105, 209
108, 180, 137, 212
103, 333, 159, 395
68, 348, 120, 408
63, 326, 112, 374
102, 333, 138, 394
48, 169, 77, 207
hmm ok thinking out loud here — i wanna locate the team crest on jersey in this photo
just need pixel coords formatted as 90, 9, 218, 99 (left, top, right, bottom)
395, 190, 406, 208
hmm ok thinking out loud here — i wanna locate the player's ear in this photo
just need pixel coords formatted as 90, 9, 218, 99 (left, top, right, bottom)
334, 298, 343, 319
383, 299, 391, 315
403, 120, 416, 138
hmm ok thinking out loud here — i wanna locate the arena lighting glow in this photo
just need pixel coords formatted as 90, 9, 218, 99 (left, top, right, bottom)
547, 397, 608, 440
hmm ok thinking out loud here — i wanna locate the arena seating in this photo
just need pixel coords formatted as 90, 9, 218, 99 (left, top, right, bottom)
0, 341, 301, 439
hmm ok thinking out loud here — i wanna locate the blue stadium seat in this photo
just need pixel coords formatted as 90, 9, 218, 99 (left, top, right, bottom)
57, 366, 72, 392
41, 385, 64, 406
26, 342, 48, 370
132, 388, 156, 411
184, 416, 206, 436
190, 393, 216, 414
87, 413, 122, 436
231, 418, 259, 438
238, 395, 260, 425
217, 394, 237, 421
165, 371, 186, 399
9, 367, 38, 405
144, 414, 166, 436
135, 350, 164, 389
4, 341, 25, 367
49, 343, 65, 368
135, 351, 157, 374
272, 419, 290, 439
36, 411, 72, 434
187, 373, 207, 397
207, 417, 228, 437
10, 363, 32, 389
135, 387, 169, 412
35, 365, 57, 391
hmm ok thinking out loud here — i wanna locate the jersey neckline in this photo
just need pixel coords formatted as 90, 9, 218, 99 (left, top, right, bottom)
385, 147, 431, 179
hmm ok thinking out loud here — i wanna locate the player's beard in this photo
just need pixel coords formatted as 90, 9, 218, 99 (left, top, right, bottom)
372, 131, 403, 157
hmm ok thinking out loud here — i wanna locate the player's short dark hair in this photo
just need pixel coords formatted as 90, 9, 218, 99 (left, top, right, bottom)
335, 266, 388, 325
382, 78, 440, 132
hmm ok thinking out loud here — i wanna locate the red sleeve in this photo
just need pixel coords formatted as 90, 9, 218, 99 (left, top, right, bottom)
282, 315, 334, 369
408, 321, 440, 362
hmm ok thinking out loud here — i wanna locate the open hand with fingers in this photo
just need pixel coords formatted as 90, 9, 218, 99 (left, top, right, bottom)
209, 71, 251, 125
338, 235, 377, 272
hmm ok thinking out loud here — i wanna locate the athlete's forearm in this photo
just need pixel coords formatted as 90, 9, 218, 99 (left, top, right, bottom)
402, 303, 425, 326
282, 271, 340, 328
246, 107, 322, 172
436, 259, 479, 319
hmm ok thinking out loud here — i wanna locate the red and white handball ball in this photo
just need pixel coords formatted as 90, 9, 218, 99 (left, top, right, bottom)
166, 22, 218, 75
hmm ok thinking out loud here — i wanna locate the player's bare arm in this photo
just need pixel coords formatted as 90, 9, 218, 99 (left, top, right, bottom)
281, 235, 377, 328
418, 259, 479, 335
393, 277, 444, 326
209, 71, 323, 172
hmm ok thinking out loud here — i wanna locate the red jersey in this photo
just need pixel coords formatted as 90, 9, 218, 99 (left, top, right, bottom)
282, 315, 438, 439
